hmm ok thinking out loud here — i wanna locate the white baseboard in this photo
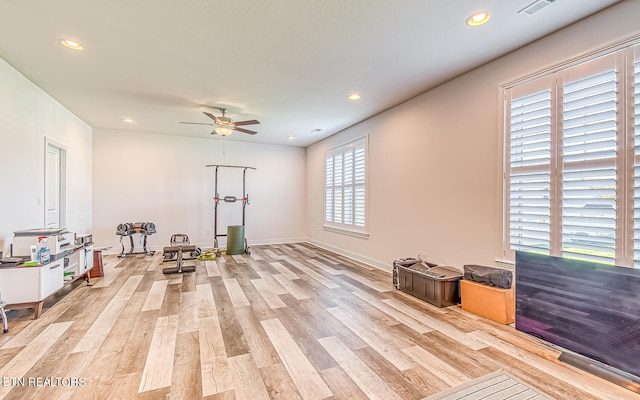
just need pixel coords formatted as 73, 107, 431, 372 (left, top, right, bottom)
248, 237, 307, 246
102, 237, 308, 256
102, 237, 390, 274
305, 238, 391, 272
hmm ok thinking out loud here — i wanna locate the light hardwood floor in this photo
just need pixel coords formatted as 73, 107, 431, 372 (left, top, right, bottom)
0, 243, 637, 400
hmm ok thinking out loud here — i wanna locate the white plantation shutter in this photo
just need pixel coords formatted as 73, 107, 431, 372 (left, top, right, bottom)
354, 145, 366, 227
333, 153, 343, 223
561, 167, 616, 262
325, 137, 367, 232
343, 150, 353, 225
561, 68, 618, 264
633, 52, 640, 267
508, 88, 552, 253
325, 157, 333, 222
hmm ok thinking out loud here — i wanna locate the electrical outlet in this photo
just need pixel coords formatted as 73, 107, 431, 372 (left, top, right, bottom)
417, 251, 428, 261
205, 228, 211, 236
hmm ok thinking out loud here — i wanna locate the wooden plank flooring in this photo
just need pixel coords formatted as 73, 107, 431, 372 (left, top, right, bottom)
0, 243, 638, 400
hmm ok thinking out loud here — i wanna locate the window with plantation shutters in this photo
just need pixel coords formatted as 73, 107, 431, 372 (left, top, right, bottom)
325, 137, 367, 234
504, 45, 640, 266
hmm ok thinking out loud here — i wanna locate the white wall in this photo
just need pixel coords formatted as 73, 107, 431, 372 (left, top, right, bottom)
92, 129, 306, 253
0, 58, 92, 256
306, 1, 640, 271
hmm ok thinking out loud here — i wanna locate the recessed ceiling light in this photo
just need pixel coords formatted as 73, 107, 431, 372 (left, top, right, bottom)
123, 118, 135, 124
59, 39, 84, 50
466, 11, 491, 27
287, 136, 295, 140
348, 94, 361, 101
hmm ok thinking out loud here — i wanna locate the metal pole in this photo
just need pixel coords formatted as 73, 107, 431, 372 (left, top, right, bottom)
242, 167, 247, 226
214, 165, 219, 247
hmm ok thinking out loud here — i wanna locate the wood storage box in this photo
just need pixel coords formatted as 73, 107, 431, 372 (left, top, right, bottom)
460, 279, 515, 324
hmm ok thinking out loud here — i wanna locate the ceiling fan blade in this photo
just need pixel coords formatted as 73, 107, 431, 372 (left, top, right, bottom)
233, 127, 257, 135
180, 121, 214, 126
203, 111, 223, 125
233, 119, 260, 127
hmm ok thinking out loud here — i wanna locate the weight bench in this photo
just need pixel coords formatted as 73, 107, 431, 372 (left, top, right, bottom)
162, 234, 198, 274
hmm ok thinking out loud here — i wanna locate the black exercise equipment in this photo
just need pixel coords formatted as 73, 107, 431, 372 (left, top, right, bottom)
162, 234, 198, 274
116, 222, 156, 258
0, 292, 8, 333
206, 164, 255, 255
162, 234, 201, 261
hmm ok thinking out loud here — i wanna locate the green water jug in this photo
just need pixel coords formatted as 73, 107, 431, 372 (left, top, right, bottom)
226, 225, 245, 255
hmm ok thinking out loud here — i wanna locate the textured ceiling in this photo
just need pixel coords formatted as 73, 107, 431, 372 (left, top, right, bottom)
0, 0, 621, 147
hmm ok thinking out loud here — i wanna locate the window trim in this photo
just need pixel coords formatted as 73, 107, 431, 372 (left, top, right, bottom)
322, 225, 370, 238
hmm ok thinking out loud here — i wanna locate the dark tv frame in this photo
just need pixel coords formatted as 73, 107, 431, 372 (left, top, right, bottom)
515, 251, 640, 392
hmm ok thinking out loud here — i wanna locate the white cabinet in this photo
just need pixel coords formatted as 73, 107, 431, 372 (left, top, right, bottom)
0, 259, 64, 305
65, 250, 80, 282
62, 245, 93, 280
79, 244, 94, 275
40, 260, 64, 299
0, 239, 94, 319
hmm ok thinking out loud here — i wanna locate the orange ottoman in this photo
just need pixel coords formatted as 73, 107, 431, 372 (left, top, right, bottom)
460, 279, 515, 324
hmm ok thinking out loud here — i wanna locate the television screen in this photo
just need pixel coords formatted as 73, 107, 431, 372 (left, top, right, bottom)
515, 251, 640, 378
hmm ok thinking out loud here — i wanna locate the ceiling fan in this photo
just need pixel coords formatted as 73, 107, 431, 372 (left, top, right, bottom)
180, 107, 260, 136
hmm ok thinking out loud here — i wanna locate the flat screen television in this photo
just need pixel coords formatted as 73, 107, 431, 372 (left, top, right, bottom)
515, 251, 640, 378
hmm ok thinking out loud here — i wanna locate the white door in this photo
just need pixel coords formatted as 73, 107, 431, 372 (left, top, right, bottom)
45, 143, 66, 228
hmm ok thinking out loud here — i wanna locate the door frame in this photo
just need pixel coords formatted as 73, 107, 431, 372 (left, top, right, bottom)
44, 137, 67, 229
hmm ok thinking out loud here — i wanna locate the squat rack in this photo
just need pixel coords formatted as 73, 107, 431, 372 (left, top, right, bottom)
206, 164, 256, 254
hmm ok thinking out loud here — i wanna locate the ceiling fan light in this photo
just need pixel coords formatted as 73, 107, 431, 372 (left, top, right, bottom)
215, 126, 234, 136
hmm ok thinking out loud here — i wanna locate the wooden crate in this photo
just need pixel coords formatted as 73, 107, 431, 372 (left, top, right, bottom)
460, 279, 515, 324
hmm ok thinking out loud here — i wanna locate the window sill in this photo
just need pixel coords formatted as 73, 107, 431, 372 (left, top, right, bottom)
494, 259, 515, 271
323, 225, 369, 239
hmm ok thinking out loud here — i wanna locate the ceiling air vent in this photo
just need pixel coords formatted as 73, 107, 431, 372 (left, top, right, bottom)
518, 0, 557, 16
